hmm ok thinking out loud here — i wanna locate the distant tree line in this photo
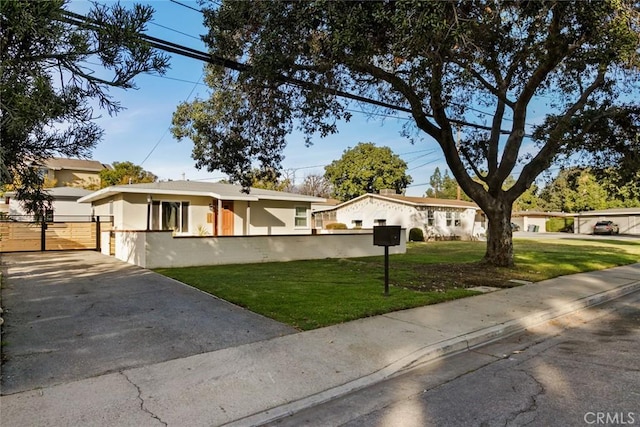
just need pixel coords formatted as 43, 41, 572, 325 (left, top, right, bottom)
425, 166, 640, 213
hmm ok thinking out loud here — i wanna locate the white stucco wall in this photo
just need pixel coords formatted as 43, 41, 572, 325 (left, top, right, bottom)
88, 195, 313, 236
8, 198, 92, 219
112, 230, 406, 269
575, 215, 640, 235
248, 199, 312, 235
334, 197, 479, 239
517, 216, 548, 232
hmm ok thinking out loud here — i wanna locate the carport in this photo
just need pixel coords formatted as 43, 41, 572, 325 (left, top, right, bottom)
573, 207, 640, 235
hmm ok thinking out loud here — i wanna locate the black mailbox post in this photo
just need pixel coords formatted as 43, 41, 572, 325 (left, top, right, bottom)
373, 226, 401, 296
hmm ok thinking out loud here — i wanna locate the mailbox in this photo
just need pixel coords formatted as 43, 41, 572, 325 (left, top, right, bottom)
373, 225, 401, 247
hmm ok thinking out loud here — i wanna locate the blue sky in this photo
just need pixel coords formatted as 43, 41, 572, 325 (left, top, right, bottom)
67, 1, 560, 197
63, 0, 457, 196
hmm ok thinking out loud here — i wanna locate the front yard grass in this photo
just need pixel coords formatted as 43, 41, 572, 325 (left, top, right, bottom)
155, 238, 640, 331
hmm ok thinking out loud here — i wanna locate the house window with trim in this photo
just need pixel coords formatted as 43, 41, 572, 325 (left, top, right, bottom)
352, 219, 363, 228
295, 206, 308, 227
151, 201, 190, 233
427, 209, 435, 226
446, 211, 461, 227
35, 209, 54, 222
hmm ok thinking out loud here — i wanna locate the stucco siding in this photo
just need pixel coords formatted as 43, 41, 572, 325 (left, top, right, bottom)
575, 214, 640, 235
54, 170, 100, 188
334, 196, 478, 239
249, 200, 312, 235
112, 230, 406, 269
335, 197, 413, 228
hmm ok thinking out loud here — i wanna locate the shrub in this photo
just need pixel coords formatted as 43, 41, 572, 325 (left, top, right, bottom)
326, 222, 348, 230
546, 217, 574, 232
409, 227, 425, 241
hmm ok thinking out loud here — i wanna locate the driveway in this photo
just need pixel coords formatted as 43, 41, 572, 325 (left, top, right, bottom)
0, 251, 296, 395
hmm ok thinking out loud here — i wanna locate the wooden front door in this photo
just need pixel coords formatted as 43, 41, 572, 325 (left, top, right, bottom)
221, 201, 234, 236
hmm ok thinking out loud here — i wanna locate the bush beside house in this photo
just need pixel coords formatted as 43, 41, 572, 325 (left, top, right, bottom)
326, 222, 348, 230
409, 227, 425, 241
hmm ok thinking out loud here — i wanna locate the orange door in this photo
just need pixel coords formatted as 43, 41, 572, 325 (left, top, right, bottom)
221, 201, 234, 236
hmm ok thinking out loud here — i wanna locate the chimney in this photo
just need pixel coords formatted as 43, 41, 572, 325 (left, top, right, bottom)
379, 189, 397, 195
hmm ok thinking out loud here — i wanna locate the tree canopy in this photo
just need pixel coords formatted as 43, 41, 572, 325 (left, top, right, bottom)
249, 168, 292, 192
425, 167, 470, 201
324, 142, 412, 201
298, 174, 332, 198
99, 161, 157, 188
539, 167, 640, 212
1, 0, 169, 213
173, 0, 640, 266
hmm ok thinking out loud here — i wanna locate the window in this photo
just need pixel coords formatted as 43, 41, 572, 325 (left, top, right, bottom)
427, 209, 435, 226
151, 201, 160, 230
352, 219, 363, 228
295, 206, 308, 227
446, 211, 461, 227
151, 201, 190, 233
375, 219, 387, 226
35, 209, 54, 223
181, 202, 189, 233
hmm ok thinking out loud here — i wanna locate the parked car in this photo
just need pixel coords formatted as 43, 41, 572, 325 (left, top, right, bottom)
593, 221, 619, 235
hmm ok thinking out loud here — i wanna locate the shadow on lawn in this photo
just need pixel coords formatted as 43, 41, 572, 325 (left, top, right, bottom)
359, 239, 639, 291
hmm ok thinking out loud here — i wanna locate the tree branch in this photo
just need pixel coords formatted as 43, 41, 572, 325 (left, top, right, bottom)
450, 58, 515, 108
347, 60, 441, 139
508, 67, 607, 201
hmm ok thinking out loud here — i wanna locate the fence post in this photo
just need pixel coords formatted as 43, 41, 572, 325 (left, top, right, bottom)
40, 213, 46, 251
95, 216, 101, 252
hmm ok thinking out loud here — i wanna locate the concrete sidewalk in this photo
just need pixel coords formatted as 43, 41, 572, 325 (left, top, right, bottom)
2, 263, 639, 427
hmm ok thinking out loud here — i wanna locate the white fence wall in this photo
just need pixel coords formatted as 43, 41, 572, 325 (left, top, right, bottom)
113, 230, 406, 269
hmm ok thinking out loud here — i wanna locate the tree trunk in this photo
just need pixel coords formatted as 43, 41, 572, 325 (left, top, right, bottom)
483, 207, 514, 267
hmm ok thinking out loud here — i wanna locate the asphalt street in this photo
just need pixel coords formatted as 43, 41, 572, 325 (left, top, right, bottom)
272, 290, 640, 427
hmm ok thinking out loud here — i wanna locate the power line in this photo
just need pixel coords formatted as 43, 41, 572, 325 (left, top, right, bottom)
145, 73, 208, 86
408, 158, 440, 172
168, 0, 202, 13
140, 72, 203, 165
149, 21, 202, 41
59, 9, 527, 137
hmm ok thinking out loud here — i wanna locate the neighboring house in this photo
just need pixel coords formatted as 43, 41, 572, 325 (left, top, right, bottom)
511, 211, 569, 233
573, 207, 640, 235
5, 187, 94, 221
3, 157, 109, 220
78, 180, 325, 236
310, 198, 341, 229
39, 157, 110, 189
313, 191, 485, 240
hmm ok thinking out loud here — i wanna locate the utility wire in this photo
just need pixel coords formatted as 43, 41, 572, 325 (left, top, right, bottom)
59, 9, 528, 137
168, 0, 202, 13
140, 72, 203, 165
149, 21, 202, 41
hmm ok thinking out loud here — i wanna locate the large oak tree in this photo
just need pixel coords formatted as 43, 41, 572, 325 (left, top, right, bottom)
172, 1, 639, 266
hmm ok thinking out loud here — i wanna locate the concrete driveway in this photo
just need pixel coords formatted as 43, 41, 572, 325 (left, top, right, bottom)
0, 251, 296, 395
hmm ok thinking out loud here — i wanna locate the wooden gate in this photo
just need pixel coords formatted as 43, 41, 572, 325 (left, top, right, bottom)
0, 219, 112, 253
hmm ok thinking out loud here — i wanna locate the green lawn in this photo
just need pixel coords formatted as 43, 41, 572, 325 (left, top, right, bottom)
155, 238, 640, 330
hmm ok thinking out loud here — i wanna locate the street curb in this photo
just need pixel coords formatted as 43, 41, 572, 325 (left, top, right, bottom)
224, 280, 640, 427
